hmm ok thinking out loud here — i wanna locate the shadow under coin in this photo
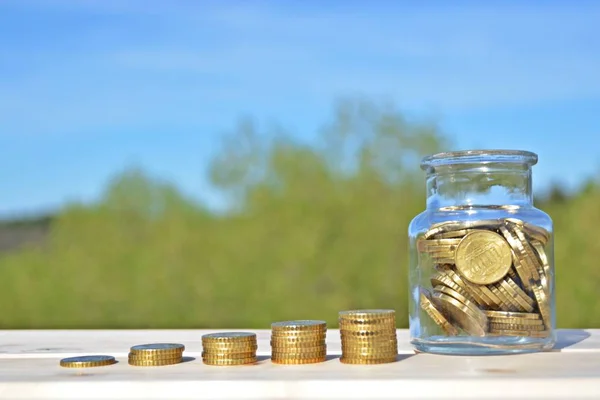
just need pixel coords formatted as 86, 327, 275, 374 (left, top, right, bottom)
553, 329, 591, 351
181, 356, 196, 363
256, 355, 271, 362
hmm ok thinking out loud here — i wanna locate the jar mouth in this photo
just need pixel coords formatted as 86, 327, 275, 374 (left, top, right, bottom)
421, 150, 538, 170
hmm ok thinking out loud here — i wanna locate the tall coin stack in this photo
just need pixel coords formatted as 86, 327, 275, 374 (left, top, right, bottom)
339, 310, 398, 364
201, 332, 257, 366
128, 343, 184, 367
417, 218, 551, 338
270, 320, 327, 364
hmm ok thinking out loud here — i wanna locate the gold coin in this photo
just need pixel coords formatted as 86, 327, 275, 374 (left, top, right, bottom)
488, 317, 544, 326
531, 284, 551, 328
339, 322, 396, 330
485, 311, 540, 319
340, 356, 396, 364
203, 357, 257, 366
506, 267, 520, 283
435, 229, 477, 239
272, 350, 327, 359
499, 279, 535, 312
127, 352, 184, 361
531, 244, 551, 298
342, 351, 398, 358
500, 224, 541, 289
341, 337, 398, 345
338, 321, 395, 328
420, 289, 459, 335
271, 320, 327, 332
271, 329, 326, 337
339, 331, 396, 339
340, 337, 398, 347
270, 343, 325, 351
431, 293, 487, 336
477, 284, 504, 308
271, 344, 326, 353
272, 356, 326, 364
488, 329, 550, 338
489, 322, 546, 331
338, 316, 395, 324
271, 351, 327, 358
338, 328, 395, 337
489, 283, 521, 311
341, 345, 398, 355
417, 238, 462, 252
424, 220, 503, 239
531, 240, 551, 278
341, 338, 397, 346
339, 327, 395, 335
429, 251, 458, 260
202, 332, 257, 343
341, 348, 398, 356
455, 230, 512, 285
129, 343, 184, 355
203, 343, 258, 351
513, 226, 542, 280
430, 271, 481, 305
201, 351, 256, 359
60, 355, 116, 368
338, 310, 396, 325
128, 355, 182, 364
271, 337, 325, 344
426, 246, 459, 255
432, 285, 484, 319
504, 218, 550, 245
484, 311, 540, 319
128, 358, 181, 367
445, 269, 497, 307
446, 268, 498, 306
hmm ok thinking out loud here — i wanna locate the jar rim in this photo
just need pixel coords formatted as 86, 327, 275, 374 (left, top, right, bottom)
421, 149, 538, 170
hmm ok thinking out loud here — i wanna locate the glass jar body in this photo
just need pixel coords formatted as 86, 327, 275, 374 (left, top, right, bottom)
408, 151, 555, 355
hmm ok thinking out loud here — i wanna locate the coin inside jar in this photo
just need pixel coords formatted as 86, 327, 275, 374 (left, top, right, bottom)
455, 230, 512, 285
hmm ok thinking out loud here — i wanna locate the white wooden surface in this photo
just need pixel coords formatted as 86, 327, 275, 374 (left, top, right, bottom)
0, 329, 598, 400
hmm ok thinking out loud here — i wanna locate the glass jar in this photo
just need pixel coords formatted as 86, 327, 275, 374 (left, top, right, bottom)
408, 150, 555, 355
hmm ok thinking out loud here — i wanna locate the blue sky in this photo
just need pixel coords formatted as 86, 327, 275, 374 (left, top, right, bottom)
1, 1, 599, 216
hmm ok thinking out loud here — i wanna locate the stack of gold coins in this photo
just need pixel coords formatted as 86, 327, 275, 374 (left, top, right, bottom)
128, 343, 184, 367
417, 218, 551, 338
485, 310, 547, 337
60, 355, 116, 368
270, 320, 327, 364
202, 332, 257, 366
339, 310, 398, 364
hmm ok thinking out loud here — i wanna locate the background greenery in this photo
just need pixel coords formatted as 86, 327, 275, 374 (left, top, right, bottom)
1, 98, 598, 329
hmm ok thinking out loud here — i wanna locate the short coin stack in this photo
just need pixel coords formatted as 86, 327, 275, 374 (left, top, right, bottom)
339, 309, 398, 364
128, 343, 184, 367
202, 332, 257, 366
418, 218, 551, 338
60, 355, 116, 368
270, 320, 327, 364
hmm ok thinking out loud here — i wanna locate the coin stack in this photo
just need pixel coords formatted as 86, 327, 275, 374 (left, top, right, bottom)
270, 320, 327, 364
417, 218, 551, 338
128, 343, 184, 367
60, 355, 116, 368
339, 309, 398, 364
202, 332, 257, 366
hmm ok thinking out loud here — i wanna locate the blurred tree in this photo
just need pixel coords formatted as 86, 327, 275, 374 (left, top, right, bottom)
1, 98, 599, 330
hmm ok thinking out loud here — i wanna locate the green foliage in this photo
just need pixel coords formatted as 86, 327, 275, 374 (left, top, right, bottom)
0, 98, 598, 329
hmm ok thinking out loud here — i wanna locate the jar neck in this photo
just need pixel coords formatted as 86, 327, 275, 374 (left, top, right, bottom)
425, 163, 533, 210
